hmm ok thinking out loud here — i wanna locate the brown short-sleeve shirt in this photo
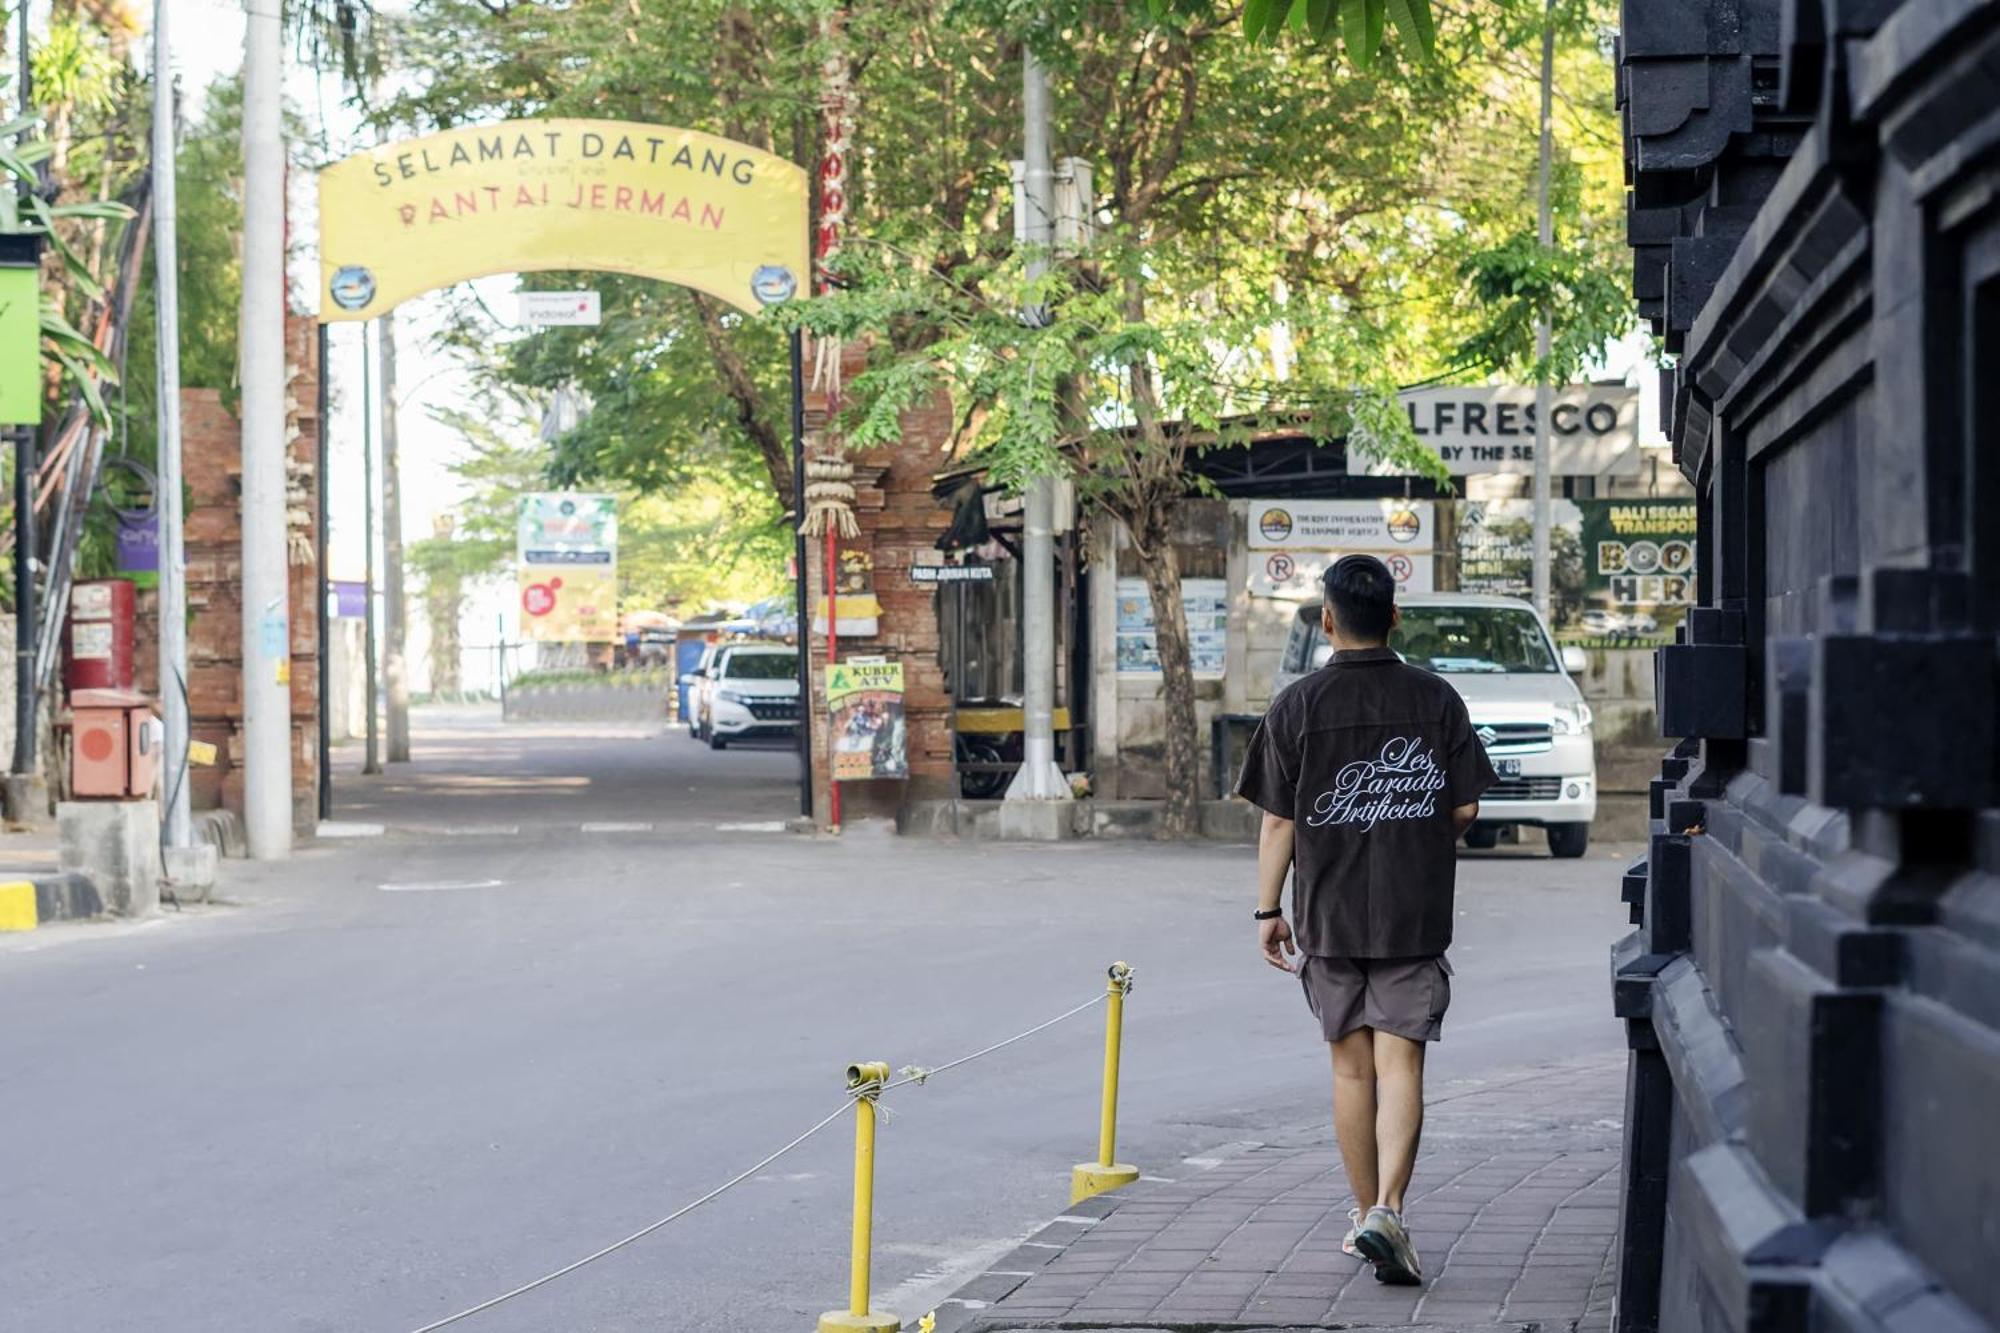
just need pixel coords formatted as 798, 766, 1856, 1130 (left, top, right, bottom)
1236, 647, 1496, 958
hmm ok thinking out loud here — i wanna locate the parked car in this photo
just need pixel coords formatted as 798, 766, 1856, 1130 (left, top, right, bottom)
690, 643, 800, 749
1273, 593, 1597, 858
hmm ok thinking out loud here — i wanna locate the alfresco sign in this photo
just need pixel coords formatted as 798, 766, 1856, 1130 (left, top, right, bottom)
1356, 385, 1642, 477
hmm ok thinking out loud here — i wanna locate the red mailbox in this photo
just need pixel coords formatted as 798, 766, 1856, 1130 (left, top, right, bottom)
65, 578, 136, 693
69, 688, 160, 800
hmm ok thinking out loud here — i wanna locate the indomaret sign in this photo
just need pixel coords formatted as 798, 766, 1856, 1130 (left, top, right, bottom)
317, 119, 810, 321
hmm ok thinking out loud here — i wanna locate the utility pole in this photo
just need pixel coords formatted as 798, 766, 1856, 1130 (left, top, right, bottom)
239, 0, 290, 857
1005, 40, 1069, 803
361, 323, 381, 776
1530, 0, 1556, 622
380, 311, 409, 762
153, 0, 190, 849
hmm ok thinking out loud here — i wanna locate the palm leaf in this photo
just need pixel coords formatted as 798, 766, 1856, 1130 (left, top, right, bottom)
1385, 0, 1437, 58
1340, 0, 1373, 67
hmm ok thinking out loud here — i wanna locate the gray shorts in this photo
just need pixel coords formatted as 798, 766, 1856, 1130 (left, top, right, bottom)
1299, 954, 1453, 1044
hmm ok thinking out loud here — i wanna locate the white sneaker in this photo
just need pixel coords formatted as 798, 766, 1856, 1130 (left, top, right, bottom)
1341, 1206, 1362, 1258
1354, 1205, 1423, 1285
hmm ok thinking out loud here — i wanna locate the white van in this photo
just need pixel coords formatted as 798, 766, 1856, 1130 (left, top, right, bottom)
1273, 593, 1597, 857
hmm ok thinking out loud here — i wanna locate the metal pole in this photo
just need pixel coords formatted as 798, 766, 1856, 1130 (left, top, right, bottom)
9, 421, 33, 778
790, 329, 811, 819
1006, 39, 1066, 802
9, 6, 35, 785
239, 0, 290, 856
1530, 0, 1556, 622
315, 322, 331, 818
380, 311, 409, 762
1071, 962, 1139, 1202
361, 324, 381, 775
153, 0, 190, 845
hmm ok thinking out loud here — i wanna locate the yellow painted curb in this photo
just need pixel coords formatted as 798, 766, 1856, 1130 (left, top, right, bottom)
0, 880, 37, 932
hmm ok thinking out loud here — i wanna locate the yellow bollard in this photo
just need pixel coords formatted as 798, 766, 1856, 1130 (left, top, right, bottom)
1071, 962, 1141, 1203
817, 1062, 900, 1333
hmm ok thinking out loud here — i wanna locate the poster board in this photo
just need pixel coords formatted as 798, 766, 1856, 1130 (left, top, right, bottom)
1576, 500, 1696, 644
1115, 577, 1227, 677
828, 661, 907, 781
516, 492, 618, 642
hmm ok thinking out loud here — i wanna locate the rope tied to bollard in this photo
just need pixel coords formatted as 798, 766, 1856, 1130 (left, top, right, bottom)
403, 981, 1127, 1332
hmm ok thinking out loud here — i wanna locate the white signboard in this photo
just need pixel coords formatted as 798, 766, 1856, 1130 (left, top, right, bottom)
1115, 578, 1227, 677
518, 290, 602, 328
1244, 500, 1435, 600
1247, 498, 1434, 551
1251, 548, 1435, 600
1356, 385, 1641, 477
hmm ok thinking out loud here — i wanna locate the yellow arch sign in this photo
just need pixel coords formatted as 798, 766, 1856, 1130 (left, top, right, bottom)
317, 119, 809, 322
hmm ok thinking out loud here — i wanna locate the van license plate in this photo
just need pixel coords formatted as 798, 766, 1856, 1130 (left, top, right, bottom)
1495, 758, 1522, 777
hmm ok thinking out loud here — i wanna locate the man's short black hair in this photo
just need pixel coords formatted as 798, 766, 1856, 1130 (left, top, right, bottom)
1323, 554, 1396, 641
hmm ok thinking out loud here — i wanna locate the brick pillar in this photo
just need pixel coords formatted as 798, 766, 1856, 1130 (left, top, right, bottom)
803, 340, 952, 828
180, 315, 321, 831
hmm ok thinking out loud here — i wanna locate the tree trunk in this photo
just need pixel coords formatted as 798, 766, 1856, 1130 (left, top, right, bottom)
1129, 518, 1201, 839
426, 575, 462, 695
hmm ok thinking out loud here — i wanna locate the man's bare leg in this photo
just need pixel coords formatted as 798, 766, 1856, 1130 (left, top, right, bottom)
1329, 1028, 1379, 1210
1372, 1030, 1426, 1212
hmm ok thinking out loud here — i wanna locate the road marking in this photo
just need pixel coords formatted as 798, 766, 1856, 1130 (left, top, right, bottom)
436, 825, 520, 837
716, 820, 787, 833
317, 821, 385, 838
379, 879, 505, 893
582, 821, 655, 833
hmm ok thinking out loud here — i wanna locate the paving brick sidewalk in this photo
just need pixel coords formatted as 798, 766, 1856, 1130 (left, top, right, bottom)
937, 1056, 1624, 1332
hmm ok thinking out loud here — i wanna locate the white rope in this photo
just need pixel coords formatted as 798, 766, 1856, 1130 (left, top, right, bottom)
403, 984, 1121, 1330
406, 1099, 855, 1333
887, 990, 1110, 1093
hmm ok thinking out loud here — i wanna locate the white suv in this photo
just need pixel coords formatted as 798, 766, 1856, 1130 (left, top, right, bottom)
1273, 593, 1597, 857
693, 643, 800, 749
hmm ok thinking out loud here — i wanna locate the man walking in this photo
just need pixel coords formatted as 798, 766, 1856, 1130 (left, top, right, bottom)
1236, 555, 1494, 1286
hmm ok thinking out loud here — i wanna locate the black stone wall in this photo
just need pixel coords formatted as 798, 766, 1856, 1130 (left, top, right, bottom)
1614, 2, 2000, 1330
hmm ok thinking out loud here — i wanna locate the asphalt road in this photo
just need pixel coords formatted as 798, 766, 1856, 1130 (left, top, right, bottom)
0, 708, 1635, 1333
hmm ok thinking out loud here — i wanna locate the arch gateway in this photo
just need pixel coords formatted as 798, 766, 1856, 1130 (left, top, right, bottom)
313, 119, 812, 811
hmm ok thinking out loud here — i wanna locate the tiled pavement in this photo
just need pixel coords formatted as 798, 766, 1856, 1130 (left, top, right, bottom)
936, 1057, 1625, 1332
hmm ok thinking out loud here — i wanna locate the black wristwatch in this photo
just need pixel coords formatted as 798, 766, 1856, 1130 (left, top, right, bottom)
1253, 907, 1283, 921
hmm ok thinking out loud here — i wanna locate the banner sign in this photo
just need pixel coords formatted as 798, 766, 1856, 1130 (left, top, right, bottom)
1455, 497, 1583, 604
1577, 500, 1696, 644
1246, 499, 1434, 600
1360, 386, 1641, 477
1115, 578, 1227, 676
113, 511, 159, 575
0, 266, 39, 426
329, 580, 369, 619
317, 119, 810, 321
828, 661, 907, 781
1452, 498, 1696, 644
517, 492, 618, 642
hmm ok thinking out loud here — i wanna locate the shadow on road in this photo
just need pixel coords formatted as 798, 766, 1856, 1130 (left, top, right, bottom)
326, 702, 801, 834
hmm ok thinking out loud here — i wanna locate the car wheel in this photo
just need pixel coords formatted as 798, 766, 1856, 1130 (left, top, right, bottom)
707, 725, 728, 751
1548, 823, 1590, 859
1462, 824, 1500, 850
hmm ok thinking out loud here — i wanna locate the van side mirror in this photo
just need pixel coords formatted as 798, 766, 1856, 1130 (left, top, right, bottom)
1561, 645, 1588, 675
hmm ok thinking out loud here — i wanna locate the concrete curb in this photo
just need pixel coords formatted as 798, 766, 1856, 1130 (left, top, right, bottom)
0, 872, 105, 931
